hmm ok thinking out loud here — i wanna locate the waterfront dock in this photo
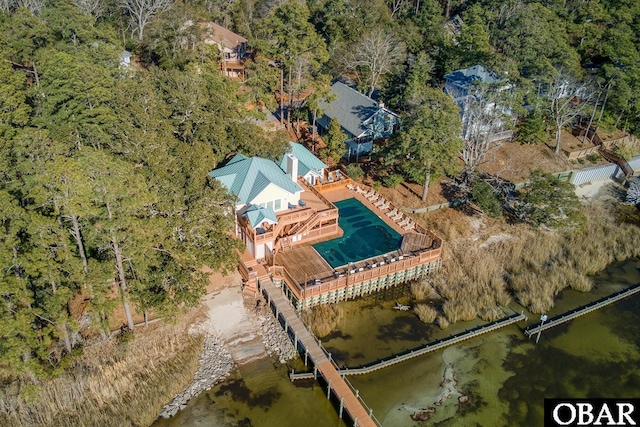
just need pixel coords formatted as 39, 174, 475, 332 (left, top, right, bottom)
290, 311, 527, 380
259, 275, 379, 427
524, 282, 640, 337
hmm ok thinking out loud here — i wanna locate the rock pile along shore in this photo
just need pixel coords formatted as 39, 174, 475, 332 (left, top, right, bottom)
159, 334, 233, 418
159, 294, 298, 419
255, 302, 297, 363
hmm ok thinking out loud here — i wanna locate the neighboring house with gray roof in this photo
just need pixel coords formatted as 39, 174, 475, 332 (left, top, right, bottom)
444, 64, 514, 143
444, 64, 502, 103
316, 82, 400, 160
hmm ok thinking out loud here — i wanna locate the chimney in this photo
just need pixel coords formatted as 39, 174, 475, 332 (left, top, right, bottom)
286, 154, 298, 183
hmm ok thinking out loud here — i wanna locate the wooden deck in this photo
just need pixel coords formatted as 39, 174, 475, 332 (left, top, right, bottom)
277, 245, 335, 284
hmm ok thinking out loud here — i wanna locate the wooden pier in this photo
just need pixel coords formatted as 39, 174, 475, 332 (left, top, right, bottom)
524, 283, 640, 337
259, 276, 379, 427
291, 312, 527, 380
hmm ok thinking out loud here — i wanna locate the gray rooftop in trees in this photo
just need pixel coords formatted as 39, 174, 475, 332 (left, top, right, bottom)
316, 82, 385, 139
444, 64, 503, 92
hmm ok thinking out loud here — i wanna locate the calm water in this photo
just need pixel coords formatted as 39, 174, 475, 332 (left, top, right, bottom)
312, 198, 402, 268
154, 258, 640, 427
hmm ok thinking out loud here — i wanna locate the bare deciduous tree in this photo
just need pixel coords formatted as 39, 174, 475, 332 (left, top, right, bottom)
120, 0, 174, 41
626, 179, 640, 206
387, 0, 406, 17
547, 71, 594, 155
345, 30, 406, 97
1, 0, 45, 14
74, 0, 104, 22
461, 84, 515, 173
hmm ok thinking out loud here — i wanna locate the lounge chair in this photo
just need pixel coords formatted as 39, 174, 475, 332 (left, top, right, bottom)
367, 193, 379, 202
298, 199, 306, 207
403, 221, 416, 231
386, 208, 399, 217
288, 202, 297, 210
398, 216, 411, 227
363, 189, 375, 198
391, 212, 404, 221
379, 201, 391, 210
327, 172, 334, 183
374, 198, 386, 208
346, 183, 355, 190
335, 170, 343, 180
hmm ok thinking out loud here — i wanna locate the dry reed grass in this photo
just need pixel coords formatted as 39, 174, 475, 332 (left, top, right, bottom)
479, 306, 504, 322
436, 316, 450, 330
410, 281, 438, 301
0, 310, 205, 427
413, 304, 438, 323
301, 304, 345, 338
417, 209, 472, 242
425, 199, 640, 318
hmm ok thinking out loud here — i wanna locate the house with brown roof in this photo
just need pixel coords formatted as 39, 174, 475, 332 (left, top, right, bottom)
201, 22, 248, 79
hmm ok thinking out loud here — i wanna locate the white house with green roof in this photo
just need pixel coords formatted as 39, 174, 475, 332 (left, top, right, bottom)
210, 152, 304, 258
279, 142, 327, 186
209, 144, 338, 260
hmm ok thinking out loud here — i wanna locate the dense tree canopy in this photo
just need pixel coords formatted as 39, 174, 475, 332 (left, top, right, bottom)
1, 0, 639, 383
386, 87, 463, 201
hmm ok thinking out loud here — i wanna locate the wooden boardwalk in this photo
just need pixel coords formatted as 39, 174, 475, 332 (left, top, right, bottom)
524, 283, 640, 337
291, 312, 527, 380
259, 276, 378, 427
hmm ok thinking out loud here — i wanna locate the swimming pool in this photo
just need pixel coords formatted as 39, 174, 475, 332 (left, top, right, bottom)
312, 198, 402, 269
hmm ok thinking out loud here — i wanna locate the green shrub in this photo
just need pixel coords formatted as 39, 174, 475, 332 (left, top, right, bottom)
344, 164, 364, 180
471, 181, 502, 218
382, 174, 403, 188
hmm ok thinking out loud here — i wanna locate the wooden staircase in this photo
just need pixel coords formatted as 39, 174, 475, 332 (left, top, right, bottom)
287, 211, 321, 236
586, 126, 634, 180
598, 145, 634, 180
280, 237, 292, 252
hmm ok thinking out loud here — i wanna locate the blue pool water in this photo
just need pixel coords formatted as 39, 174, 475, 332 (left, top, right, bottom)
312, 198, 402, 268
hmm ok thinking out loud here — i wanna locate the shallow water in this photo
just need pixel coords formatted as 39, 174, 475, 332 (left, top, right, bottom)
154, 258, 640, 427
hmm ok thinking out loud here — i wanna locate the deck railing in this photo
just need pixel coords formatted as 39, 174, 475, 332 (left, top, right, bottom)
292, 246, 442, 302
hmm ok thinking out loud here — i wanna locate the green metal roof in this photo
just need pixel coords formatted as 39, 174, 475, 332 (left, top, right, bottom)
279, 142, 327, 177
209, 153, 302, 205
244, 205, 278, 229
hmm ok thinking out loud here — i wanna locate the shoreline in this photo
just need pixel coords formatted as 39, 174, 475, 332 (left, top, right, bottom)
158, 287, 296, 419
